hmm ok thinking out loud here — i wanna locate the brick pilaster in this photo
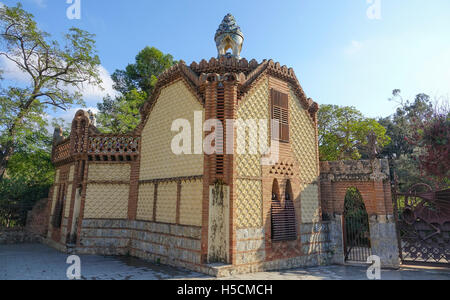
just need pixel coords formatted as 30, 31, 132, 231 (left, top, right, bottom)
201, 80, 217, 263
128, 159, 141, 220
223, 79, 237, 265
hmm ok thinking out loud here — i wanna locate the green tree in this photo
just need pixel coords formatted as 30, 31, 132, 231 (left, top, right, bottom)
0, 3, 102, 179
379, 91, 434, 160
97, 89, 147, 133
112, 46, 175, 95
411, 111, 449, 181
378, 90, 448, 191
96, 47, 176, 133
318, 105, 390, 161
0, 146, 54, 228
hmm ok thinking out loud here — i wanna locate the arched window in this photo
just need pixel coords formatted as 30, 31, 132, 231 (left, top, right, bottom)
271, 180, 283, 241
271, 180, 297, 241
283, 180, 297, 240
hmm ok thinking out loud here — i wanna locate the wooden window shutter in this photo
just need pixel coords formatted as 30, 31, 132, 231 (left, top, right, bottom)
271, 180, 284, 241
283, 186, 297, 241
271, 180, 297, 242
271, 89, 290, 143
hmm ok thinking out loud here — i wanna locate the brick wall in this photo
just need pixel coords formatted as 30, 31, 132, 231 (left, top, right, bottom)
320, 159, 393, 217
26, 198, 50, 237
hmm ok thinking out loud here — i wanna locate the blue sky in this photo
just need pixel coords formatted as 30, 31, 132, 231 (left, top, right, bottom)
2, 0, 450, 124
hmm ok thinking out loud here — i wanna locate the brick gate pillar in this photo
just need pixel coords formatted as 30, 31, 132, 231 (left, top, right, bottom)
320, 159, 400, 269
368, 162, 399, 269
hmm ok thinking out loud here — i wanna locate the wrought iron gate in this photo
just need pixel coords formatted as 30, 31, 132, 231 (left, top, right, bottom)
394, 184, 450, 265
343, 189, 372, 262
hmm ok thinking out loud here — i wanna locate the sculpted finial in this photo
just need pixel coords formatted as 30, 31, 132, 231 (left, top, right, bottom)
215, 14, 244, 59
53, 127, 64, 145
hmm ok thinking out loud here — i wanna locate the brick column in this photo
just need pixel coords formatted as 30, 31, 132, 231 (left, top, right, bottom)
201, 79, 217, 263
128, 159, 141, 220
370, 178, 399, 269
223, 79, 237, 264
319, 179, 333, 218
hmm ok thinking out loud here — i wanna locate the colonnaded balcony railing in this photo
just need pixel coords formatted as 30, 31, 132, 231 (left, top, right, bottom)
52, 135, 141, 163
87, 135, 140, 162
52, 139, 71, 164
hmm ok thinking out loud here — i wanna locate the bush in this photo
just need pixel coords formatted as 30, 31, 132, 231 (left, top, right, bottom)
0, 177, 51, 228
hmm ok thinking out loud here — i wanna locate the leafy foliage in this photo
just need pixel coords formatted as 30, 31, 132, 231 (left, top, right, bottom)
97, 89, 147, 133
96, 46, 176, 133
0, 4, 100, 227
379, 91, 449, 190
111, 46, 176, 95
379, 93, 434, 160
408, 105, 449, 182
0, 3, 101, 179
318, 105, 390, 161
0, 149, 54, 227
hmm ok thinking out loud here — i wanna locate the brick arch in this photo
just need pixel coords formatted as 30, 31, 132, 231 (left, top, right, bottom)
333, 182, 379, 216
320, 160, 394, 219
343, 186, 367, 212
272, 179, 281, 202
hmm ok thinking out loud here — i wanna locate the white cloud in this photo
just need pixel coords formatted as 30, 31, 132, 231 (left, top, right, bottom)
0, 55, 31, 82
80, 65, 118, 102
0, 55, 117, 103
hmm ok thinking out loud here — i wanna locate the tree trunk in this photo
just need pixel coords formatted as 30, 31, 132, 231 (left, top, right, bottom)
0, 148, 13, 181
0, 166, 6, 181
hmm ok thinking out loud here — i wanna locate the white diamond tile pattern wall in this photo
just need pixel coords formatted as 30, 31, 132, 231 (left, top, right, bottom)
289, 89, 319, 184
236, 78, 269, 178
140, 80, 204, 180
300, 184, 320, 223
137, 183, 155, 221
179, 180, 203, 227
88, 164, 131, 182
68, 165, 75, 182
289, 88, 320, 223
155, 182, 177, 224
55, 169, 60, 184
64, 184, 73, 218
236, 179, 263, 229
84, 184, 129, 219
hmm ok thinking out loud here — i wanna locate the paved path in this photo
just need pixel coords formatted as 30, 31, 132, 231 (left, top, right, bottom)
1, 244, 449, 280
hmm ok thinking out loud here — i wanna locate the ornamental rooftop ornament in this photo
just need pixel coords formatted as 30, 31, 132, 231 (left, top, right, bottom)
215, 13, 244, 59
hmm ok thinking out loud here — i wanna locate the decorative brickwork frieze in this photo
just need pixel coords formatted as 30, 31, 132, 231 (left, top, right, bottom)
319, 159, 392, 217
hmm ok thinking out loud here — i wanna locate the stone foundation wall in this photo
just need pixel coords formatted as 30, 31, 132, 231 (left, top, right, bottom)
72, 219, 335, 277
76, 219, 203, 272
235, 228, 266, 265
300, 223, 331, 256
224, 222, 333, 277
0, 229, 42, 245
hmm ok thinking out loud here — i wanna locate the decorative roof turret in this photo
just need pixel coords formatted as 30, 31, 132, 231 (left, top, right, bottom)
215, 13, 244, 59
